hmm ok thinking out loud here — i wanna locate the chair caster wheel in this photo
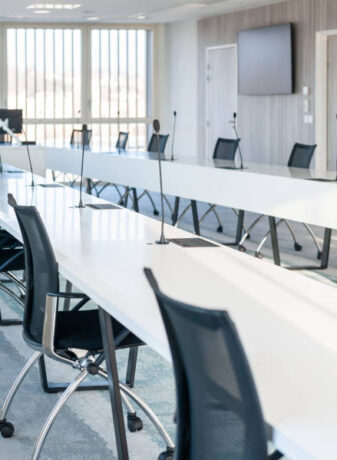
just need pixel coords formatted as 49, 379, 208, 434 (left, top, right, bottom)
217, 225, 223, 233
127, 413, 143, 433
294, 242, 302, 251
154, 210, 159, 216
255, 251, 263, 259
119, 200, 124, 206
246, 233, 251, 240
158, 447, 175, 460
317, 251, 322, 260
0, 420, 14, 438
238, 245, 246, 252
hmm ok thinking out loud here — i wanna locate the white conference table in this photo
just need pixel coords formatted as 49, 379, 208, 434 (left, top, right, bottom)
0, 144, 336, 269
1, 144, 337, 229
1, 167, 337, 459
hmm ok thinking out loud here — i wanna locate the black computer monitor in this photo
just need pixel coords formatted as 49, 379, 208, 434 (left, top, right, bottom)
0, 109, 23, 135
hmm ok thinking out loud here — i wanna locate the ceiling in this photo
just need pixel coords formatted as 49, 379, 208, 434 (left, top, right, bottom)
0, 0, 288, 24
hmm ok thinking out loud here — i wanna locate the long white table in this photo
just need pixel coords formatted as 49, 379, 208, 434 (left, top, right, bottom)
1, 167, 337, 459
2, 144, 336, 270
1, 145, 337, 229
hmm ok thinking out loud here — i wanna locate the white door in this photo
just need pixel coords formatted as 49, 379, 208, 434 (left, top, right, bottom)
206, 45, 238, 158
328, 34, 337, 171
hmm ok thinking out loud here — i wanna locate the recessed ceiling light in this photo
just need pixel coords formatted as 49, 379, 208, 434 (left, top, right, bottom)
186, 2, 207, 7
34, 10, 50, 14
87, 16, 99, 21
129, 13, 147, 19
27, 3, 81, 10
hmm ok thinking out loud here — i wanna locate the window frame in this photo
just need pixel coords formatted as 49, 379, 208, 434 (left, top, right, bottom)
0, 22, 154, 148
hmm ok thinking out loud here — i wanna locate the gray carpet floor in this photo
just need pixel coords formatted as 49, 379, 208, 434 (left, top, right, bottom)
1, 184, 336, 459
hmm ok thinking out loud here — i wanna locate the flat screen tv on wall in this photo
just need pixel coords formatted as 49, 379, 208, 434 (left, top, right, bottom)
238, 23, 293, 95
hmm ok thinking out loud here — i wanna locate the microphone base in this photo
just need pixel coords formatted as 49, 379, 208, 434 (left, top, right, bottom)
155, 236, 170, 245
71, 204, 86, 209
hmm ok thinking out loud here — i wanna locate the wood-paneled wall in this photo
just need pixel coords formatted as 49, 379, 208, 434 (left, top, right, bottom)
197, 0, 337, 165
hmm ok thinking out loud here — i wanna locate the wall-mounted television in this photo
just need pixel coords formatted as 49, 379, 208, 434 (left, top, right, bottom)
238, 23, 293, 96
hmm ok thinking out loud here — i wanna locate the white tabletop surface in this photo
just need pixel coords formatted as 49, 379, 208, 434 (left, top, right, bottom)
0, 167, 337, 459
1, 144, 337, 231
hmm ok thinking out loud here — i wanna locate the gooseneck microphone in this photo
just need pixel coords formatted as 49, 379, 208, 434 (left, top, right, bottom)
154, 119, 169, 245
231, 112, 244, 170
170, 111, 177, 161
77, 124, 88, 208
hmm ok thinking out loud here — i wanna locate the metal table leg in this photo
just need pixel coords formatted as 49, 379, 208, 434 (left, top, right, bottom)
126, 346, 138, 388
268, 216, 331, 271
132, 188, 139, 213
172, 197, 180, 225
99, 307, 129, 460
223, 210, 245, 247
268, 216, 281, 266
191, 200, 200, 235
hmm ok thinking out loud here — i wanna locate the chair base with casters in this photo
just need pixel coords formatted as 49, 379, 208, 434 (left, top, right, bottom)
238, 215, 322, 261
173, 198, 249, 244
0, 294, 175, 460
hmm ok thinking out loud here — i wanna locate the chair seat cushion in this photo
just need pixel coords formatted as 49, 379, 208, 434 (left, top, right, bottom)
0, 248, 25, 272
0, 230, 22, 249
55, 309, 143, 351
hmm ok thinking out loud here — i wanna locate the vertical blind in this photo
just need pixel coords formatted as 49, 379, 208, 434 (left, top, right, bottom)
6, 26, 151, 149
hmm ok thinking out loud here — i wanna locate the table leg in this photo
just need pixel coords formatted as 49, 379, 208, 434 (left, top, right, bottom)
132, 188, 139, 213
320, 228, 332, 269
235, 210, 245, 244
191, 200, 200, 236
172, 197, 180, 225
268, 216, 281, 266
98, 307, 129, 460
86, 178, 92, 195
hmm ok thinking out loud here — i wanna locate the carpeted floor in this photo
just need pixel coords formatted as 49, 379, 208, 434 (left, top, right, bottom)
1, 184, 336, 459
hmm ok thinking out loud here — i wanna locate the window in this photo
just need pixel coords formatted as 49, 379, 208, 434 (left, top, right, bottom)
7, 27, 82, 146
5, 26, 152, 149
91, 29, 150, 150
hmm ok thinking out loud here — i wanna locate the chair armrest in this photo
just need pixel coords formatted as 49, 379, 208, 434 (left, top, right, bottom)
47, 291, 89, 300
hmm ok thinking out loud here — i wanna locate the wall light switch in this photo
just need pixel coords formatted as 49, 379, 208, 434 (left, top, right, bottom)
302, 86, 310, 96
304, 115, 313, 124
304, 99, 310, 113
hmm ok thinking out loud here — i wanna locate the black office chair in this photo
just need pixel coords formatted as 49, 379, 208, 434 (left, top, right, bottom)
239, 143, 322, 259
174, 138, 248, 234
148, 133, 169, 154
93, 131, 130, 199
0, 195, 174, 459
145, 268, 283, 460
123, 133, 171, 216
116, 131, 129, 150
0, 230, 25, 326
70, 127, 92, 148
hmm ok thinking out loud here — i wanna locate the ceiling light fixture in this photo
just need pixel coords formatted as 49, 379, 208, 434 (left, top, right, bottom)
86, 16, 99, 21
186, 2, 207, 7
34, 10, 50, 14
27, 3, 81, 10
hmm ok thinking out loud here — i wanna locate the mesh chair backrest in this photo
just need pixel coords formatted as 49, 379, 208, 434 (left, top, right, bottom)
213, 138, 241, 160
8, 195, 59, 345
145, 268, 268, 460
116, 132, 129, 149
70, 129, 92, 148
148, 134, 169, 153
288, 143, 316, 169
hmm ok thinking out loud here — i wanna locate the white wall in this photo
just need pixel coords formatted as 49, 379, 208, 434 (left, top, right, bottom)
155, 20, 198, 158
